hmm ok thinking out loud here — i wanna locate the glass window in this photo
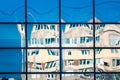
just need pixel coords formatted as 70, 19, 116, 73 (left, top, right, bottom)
81, 50, 90, 55
96, 36, 100, 42
86, 60, 90, 64
72, 38, 77, 44
111, 49, 118, 53
80, 37, 85, 43
65, 38, 70, 44
61, 0, 93, 22
0, 0, 24, 22
68, 60, 74, 66
51, 38, 55, 43
27, 0, 59, 22
95, 49, 102, 54
113, 59, 120, 66
50, 25, 55, 30
0, 24, 25, 47
68, 51, 71, 55
1, 0, 120, 79
0, 49, 24, 72
39, 38, 44, 44
79, 60, 82, 65
116, 59, 120, 66
32, 38, 35, 44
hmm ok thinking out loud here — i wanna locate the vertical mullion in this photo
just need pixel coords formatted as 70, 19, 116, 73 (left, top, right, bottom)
59, 24, 62, 80
93, 0, 96, 80
25, 0, 28, 80
59, 0, 62, 80
25, 24, 28, 80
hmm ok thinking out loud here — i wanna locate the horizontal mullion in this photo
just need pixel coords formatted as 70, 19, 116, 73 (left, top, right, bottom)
0, 47, 119, 49
0, 47, 26, 49
0, 22, 119, 24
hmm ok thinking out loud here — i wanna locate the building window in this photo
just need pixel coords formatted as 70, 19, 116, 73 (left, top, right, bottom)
41, 24, 44, 29
68, 51, 71, 55
31, 50, 39, 55
36, 63, 42, 70
44, 24, 49, 30
112, 59, 120, 66
45, 62, 50, 69
48, 49, 58, 56
86, 60, 90, 64
51, 38, 55, 44
39, 38, 44, 44
96, 36, 100, 42
45, 38, 56, 44
21, 24, 24, 31
80, 37, 85, 43
79, 59, 93, 65
68, 60, 74, 66
86, 36, 93, 43
111, 49, 118, 53
65, 38, 70, 44
81, 50, 90, 55
38, 25, 41, 30
45, 38, 51, 44
72, 38, 77, 44
79, 60, 82, 65
95, 49, 102, 54
50, 25, 55, 30
47, 74, 56, 79
32, 38, 36, 44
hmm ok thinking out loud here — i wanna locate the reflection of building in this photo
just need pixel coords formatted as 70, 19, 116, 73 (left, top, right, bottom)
62, 74, 94, 80
95, 24, 120, 47
17, 23, 120, 80
62, 24, 93, 47
95, 24, 120, 72
63, 49, 93, 72
17, 24, 26, 72
62, 24, 120, 73
96, 49, 120, 72
28, 24, 59, 47
62, 24, 94, 73
18, 24, 60, 80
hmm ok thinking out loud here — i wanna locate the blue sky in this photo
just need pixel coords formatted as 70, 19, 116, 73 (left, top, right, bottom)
61, 0, 93, 22
0, 49, 22, 78
27, 0, 59, 22
95, 0, 120, 22
0, 24, 21, 47
0, 0, 120, 22
0, 0, 24, 22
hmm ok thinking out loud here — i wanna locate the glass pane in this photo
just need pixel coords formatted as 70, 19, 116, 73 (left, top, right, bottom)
62, 24, 93, 47
95, 24, 120, 47
27, 0, 59, 22
62, 74, 94, 80
27, 24, 59, 47
61, 0, 93, 22
62, 49, 94, 72
0, 74, 26, 80
95, 0, 120, 23
28, 74, 59, 80
28, 49, 60, 72
96, 49, 120, 72
96, 74, 120, 80
0, 24, 26, 47
0, 49, 25, 72
0, 0, 24, 22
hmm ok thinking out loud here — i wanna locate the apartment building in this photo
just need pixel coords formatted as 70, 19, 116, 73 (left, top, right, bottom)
17, 23, 120, 80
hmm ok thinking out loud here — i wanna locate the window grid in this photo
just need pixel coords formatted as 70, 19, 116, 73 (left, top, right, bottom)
0, 0, 120, 80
